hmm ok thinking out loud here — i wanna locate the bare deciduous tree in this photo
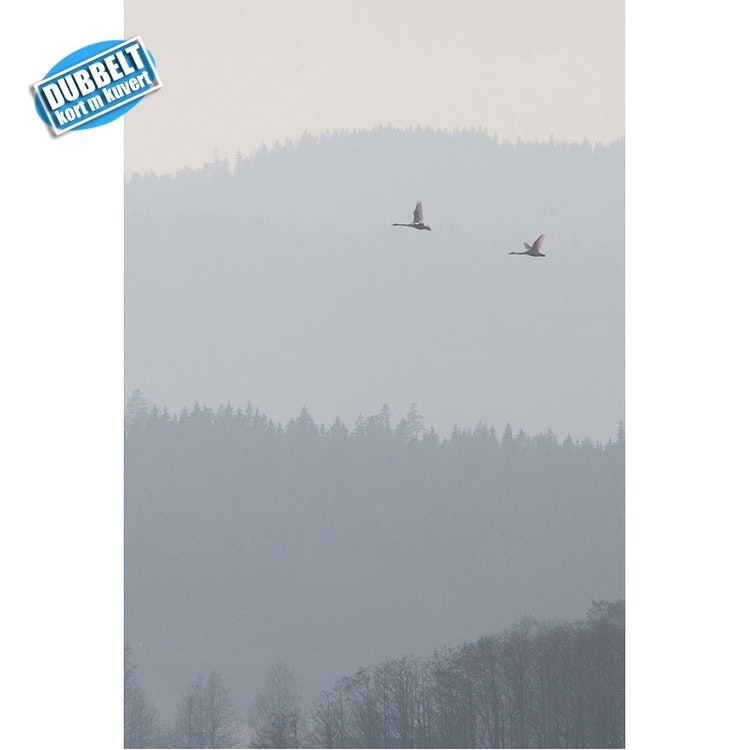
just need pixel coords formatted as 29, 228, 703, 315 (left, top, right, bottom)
124, 642, 157, 749
309, 684, 347, 749
250, 661, 302, 748
174, 670, 235, 748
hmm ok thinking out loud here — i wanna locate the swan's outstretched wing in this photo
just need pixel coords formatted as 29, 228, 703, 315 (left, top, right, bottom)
531, 234, 545, 253
413, 202, 424, 224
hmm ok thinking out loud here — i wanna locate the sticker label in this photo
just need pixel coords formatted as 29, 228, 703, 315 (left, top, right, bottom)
34, 36, 162, 135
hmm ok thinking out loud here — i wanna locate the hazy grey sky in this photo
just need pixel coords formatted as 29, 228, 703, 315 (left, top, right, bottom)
125, 0, 624, 175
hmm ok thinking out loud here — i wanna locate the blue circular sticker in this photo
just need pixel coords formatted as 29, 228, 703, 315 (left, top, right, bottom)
34, 38, 161, 133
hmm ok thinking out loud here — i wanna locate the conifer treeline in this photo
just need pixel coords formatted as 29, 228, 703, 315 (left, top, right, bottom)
125, 388, 624, 459
126, 125, 615, 183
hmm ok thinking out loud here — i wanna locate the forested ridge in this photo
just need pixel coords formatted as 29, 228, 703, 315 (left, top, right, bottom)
124, 391, 624, 747
126, 126, 623, 245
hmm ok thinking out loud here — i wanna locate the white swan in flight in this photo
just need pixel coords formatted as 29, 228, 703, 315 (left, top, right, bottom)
510, 234, 546, 257
392, 202, 431, 231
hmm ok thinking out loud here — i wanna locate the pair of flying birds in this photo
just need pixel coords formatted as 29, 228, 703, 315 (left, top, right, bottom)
391, 202, 547, 257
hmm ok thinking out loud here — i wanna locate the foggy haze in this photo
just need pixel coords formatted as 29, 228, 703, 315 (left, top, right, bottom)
125, 0, 624, 177
126, 127, 624, 443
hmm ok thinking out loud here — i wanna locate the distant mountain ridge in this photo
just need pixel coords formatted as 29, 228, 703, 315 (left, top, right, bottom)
126, 126, 624, 249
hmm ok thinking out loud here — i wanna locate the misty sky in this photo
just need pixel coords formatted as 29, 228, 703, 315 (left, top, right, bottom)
125, 0, 624, 176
